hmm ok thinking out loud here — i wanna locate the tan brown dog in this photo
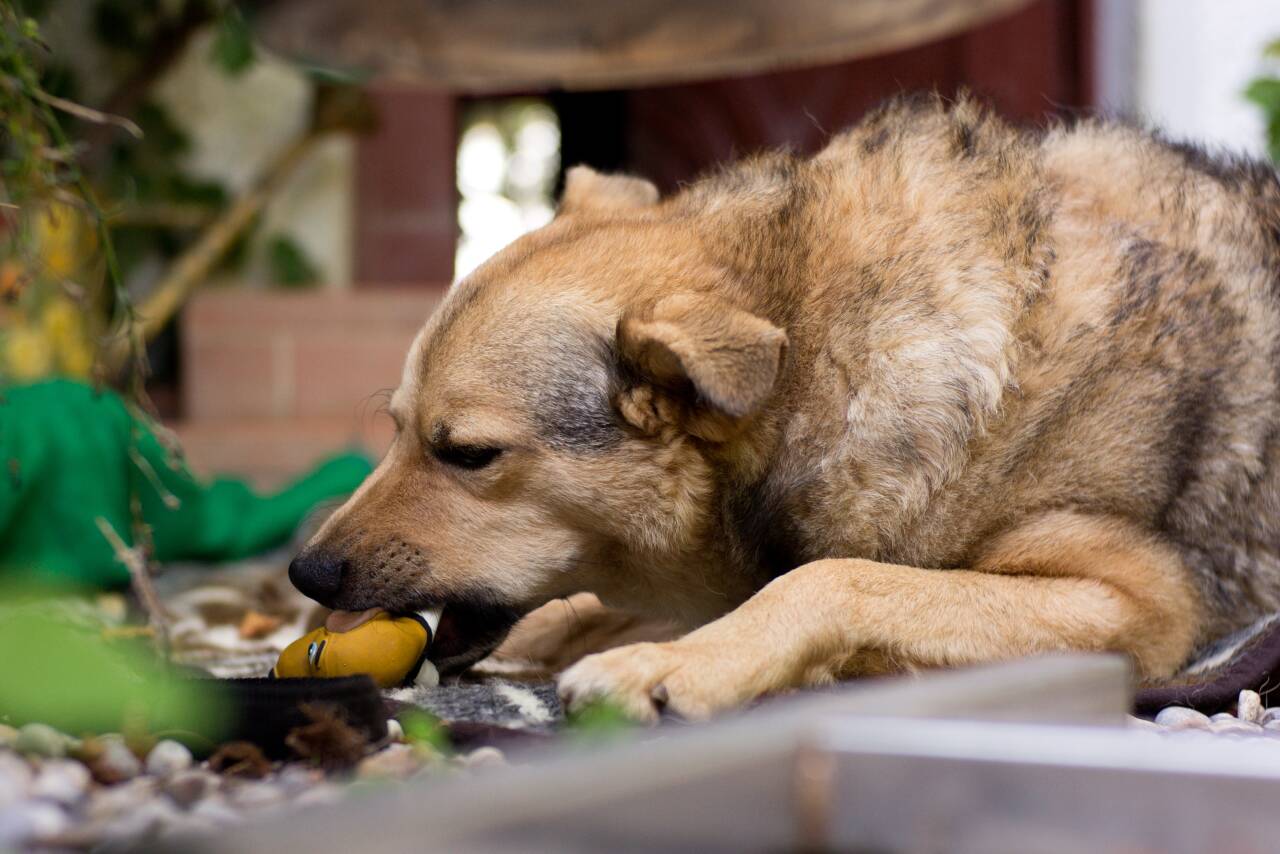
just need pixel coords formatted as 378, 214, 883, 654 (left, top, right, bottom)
290, 93, 1280, 721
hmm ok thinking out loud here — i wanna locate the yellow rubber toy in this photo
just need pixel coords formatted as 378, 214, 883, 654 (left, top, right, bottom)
272, 609, 441, 688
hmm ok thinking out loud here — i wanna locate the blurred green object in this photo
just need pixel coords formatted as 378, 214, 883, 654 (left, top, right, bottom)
0, 593, 229, 740
396, 708, 450, 753
565, 698, 639, 740
0, 379, 373, 588
1245, 38, 1280, 164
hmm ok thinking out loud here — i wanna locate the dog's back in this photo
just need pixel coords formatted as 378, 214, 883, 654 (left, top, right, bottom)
727, 96, 1280, 644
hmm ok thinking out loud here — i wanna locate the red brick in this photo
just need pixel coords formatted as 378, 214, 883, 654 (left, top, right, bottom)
354, 83, 457, 285
182, 338, 285, 420
182, 289, 444, 421
292, 338, 415, 419
171, 416, 395, 491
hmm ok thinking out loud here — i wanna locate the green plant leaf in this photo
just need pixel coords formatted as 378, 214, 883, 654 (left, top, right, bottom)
267, 234, 320, 288
211, 5, 254, 76
397, 708, 449, 752
1244, 77, 1280, 113
564, 698, 640, 739
0, 590, 229, 740
298, 60, 372, 87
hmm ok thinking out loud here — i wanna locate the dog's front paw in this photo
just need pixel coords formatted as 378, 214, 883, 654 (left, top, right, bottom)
557, 641, 743, 724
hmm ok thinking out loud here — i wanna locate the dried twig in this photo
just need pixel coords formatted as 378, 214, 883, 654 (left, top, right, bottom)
26, 87, 142, 139
101, 130, 325, 373
95, 516, 171, 651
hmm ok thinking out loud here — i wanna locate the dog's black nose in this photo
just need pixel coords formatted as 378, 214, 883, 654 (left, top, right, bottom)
288, 550, 347, 605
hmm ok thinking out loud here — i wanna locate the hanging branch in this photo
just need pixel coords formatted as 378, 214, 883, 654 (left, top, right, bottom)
100, 81, 375, 373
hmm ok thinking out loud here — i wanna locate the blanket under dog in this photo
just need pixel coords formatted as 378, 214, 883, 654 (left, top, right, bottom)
156, 557, 1280, 724
1134, 615, 1280, 716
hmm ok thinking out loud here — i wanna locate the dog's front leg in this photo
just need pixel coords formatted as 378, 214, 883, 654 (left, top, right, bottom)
557, 512, 1202, 722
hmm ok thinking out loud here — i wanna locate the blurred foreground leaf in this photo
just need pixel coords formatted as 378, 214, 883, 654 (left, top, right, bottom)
565, 698, 638, 740
0, 588, 228, 741
397, 708, 449, 753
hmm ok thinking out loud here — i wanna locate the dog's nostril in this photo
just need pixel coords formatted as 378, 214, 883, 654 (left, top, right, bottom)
288, 550, 347, 605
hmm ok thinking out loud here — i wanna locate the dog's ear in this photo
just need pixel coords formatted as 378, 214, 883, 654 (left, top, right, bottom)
616, 294, 787, 440
561, 165, 659, 213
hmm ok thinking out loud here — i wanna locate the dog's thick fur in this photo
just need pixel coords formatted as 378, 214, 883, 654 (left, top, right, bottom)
293, 94, 1280, 721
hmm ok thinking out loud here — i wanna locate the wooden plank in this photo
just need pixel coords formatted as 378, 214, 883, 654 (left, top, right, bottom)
819, 719, 1280, 853
254, 0, 1037, 93
181, 654, 1127, 853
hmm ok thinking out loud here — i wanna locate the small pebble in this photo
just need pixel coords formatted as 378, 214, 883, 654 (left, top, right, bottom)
1262, 707, 1280, 726
0, 753, 33, 808
14, 724, 70, 758
1210, 712, 1235, 723
1153, 706, 1211, 730
30, 760, 90, 805
227, 780, 286, 811
1238, 690, 1264, 723
1211, 718, 1263, 735
99, 797, 181, 844
156, 811, 220, 839
275, 764, 324, 796
291, 783, 344, 809
385, 719, 404, 742
86, 778, 157, 821
145, 740, 193, 777
163, 770, 220, 809
0, 800, 69, 846
88, 738, 142, 784
356, 743, 422, 780
458, 746, 506, 769
189, 796, 242, 827
1125, 715, 1162, 731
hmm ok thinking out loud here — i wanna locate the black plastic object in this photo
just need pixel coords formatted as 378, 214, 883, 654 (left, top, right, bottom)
202, 675, 388, 758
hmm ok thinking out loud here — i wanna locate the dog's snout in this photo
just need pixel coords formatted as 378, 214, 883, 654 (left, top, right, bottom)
289, 549, 348, 605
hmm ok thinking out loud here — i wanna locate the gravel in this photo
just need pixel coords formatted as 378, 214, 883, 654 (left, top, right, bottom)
145, 740, 194, 777
30, 760, 91, 805
14, 724, 72, 758
0, 718, 502, 849
1153, 706, 1211, 730
6, 683, 1273, 848
86, 737, 142, 784
1143, 690, 1280, 739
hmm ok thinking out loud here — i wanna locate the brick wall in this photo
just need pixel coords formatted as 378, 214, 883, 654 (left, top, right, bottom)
173, 288, 444, 488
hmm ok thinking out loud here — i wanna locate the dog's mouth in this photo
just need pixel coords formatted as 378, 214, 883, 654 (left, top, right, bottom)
424, 598, 525, 677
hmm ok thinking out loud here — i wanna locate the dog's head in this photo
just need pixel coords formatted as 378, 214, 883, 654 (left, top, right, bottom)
289, 167, 788, 673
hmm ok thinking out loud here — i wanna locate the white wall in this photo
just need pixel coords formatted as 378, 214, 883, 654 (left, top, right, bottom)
1136, 0, 1280, 156
153, 30, 354, 290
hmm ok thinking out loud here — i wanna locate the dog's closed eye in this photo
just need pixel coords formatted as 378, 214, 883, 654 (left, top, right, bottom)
434, 444, 503, 470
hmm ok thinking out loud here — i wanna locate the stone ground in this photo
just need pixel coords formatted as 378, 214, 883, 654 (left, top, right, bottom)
0, 554, 567, 849
0, 718, 508, 849
5, 550, 1280, 849
7, 688, 1280, 849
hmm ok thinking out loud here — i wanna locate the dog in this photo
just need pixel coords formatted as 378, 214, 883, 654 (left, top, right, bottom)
289, 93, 1280, 721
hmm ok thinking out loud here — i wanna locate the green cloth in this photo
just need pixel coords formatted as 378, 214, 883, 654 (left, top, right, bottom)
0, 379, 373, 588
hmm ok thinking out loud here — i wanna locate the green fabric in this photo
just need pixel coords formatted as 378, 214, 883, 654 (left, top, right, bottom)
0, 379, 373, 588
